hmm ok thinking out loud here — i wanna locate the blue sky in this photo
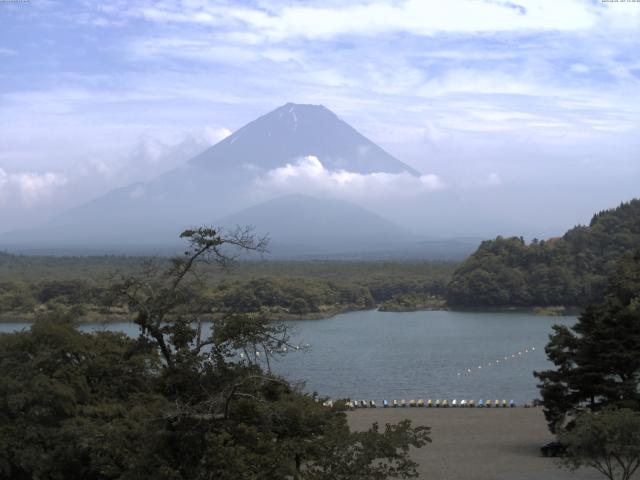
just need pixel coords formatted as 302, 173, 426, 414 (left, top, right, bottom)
0, 0, 639, 236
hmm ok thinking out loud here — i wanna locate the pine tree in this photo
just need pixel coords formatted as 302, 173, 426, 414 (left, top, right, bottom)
534, 250, 640, 433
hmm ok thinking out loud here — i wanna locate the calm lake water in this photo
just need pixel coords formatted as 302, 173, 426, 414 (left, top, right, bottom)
0, 310, 575, 403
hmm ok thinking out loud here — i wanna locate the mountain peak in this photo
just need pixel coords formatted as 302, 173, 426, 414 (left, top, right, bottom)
267, 102, 339, 129
190, 103, 420, 175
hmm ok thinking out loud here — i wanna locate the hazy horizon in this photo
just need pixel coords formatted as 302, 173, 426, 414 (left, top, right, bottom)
1, 0, 639, 242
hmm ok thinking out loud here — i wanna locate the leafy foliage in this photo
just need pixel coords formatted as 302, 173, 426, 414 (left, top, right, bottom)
447, 199, 640, 307
534, 251, 640, 433
558, 408, 640, 480
0, 228, 431, 479
0, 256, 453, 320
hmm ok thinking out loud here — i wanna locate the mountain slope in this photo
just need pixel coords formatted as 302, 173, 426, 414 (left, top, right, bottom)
190, 103, 419, 175
1, 103, 421, 252
216, 194, 412, 255
446, 199, 640, 307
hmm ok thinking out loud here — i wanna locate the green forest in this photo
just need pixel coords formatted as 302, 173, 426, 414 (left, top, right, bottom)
0, 255, 454, 321
2, 199, 639, 320
446, 199, 640, 308
0, 228, 431, 480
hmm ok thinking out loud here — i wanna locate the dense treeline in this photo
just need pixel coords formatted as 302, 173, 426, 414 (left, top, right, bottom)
0, 228, 431, 479
447, 199, 640, 307
535, 249, 640, 433
0, 257, 454, 320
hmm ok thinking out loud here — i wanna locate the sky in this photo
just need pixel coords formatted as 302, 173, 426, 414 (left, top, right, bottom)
0, 0, 639, 237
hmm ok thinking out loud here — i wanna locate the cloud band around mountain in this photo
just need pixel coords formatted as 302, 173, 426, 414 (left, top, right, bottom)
254, 155, 445, 198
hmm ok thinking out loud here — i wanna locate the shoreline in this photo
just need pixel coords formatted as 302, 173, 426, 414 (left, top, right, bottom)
0, 304, 580, 324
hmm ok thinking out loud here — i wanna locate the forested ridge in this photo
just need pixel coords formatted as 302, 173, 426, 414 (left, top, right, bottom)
446, 199, 640, 308
0, 257, 453, 320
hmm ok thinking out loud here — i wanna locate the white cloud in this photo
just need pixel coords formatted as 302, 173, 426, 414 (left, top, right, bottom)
201, 126, 232, 145
0, 169, 68, 207
124, 0, 605, 40
255, 155, 445, 198
570, 63, 590, 74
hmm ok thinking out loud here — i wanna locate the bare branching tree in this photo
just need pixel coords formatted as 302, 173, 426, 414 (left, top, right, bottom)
109, 226, 269, 369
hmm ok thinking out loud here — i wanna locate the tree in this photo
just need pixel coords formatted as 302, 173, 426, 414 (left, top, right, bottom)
0, 318, 167, 480
447, 199, 640, 308
558, 409, 640, 480
534, 250, 640, 433
289, 297, 310, 314
1, 226, 432, 479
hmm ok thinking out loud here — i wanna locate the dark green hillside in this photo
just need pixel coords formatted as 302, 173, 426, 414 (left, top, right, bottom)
446, 199, 640, 308
0, 256, 454, 320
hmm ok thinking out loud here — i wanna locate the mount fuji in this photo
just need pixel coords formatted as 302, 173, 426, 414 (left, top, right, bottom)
1, 103, 476, 257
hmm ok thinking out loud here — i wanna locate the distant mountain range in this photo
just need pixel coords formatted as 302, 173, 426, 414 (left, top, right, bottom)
1, 103, 477, 259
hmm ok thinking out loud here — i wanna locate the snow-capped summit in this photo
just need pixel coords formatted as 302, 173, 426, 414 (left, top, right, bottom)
189, 103, 419, 175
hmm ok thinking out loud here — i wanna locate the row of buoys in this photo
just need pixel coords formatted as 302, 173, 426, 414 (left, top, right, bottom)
341, 399, 519, 409
457, 347, 537, 377
237, 343, 311, 359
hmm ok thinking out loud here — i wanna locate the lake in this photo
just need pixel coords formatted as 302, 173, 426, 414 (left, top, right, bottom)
0, 310, 575, 403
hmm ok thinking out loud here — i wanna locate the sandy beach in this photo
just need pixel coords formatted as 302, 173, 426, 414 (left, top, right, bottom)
348, 408, 621, 480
